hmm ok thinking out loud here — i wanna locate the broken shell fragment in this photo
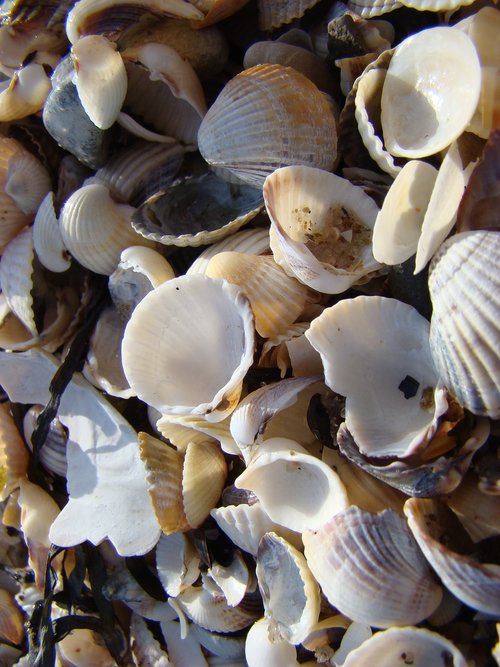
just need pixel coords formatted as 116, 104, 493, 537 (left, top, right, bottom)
122, 274, 255, 421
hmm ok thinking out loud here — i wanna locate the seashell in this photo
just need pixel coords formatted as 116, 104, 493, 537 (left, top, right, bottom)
206, 252, 310, 339
265, 165, 381, 294
103, 565, 176, 621
346, 0, 403, 19
428, 231, 500, 418
208, 550, 249, 607
32, 192, 72, 273
23, 405, 68, 478
414, 142, 467, 274
59, 183, 155, 275
187, 227, 269, 276
245, 617, 299, 667
90, 140, 185, 206
447, 471, 500, 542
65, 0, 204, 45
380, 27, 481, 159
157, 410, 240, 455
132, 171, 263, 247
3, 145, 51, 216
306, 296, 448, 458
191, 624, 246, 660
0, 589, 24, 646
234, 437, 349, 533
198, 64, 338, 188
156, 532, 201, 599
108, 245, 175, 322
130, 613, 171, 667
256, 532, 320, 645
159, 619, 207, 666
456, 129, 500, 233
258, 0, 322, 30
404, 497, 500, 616
0, 62, 51, 121
0, 226, 37, 336
341, 626, 468, 667
337, 417, 490, 498
122, 274, 255, 422
211, 501, 302, 557
303, 506, 443, 627
139, 432, 227, 533
372, 160, 438, 266
0, 402, 29, 501
83, 305, 134, 398
43, 54, 112, 169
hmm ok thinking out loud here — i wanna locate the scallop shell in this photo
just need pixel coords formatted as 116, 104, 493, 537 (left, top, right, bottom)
198, 64, 338, 187
306, 296, 448, 459
22, 406, 68, 478
187, 227, 269, 276
303, 506, 442, 627
32, 192, 72, 273
121, 274, 255, 422
265, 165, 380, 294
256, 532, 320, 645
59, 183, 155, 275
258, 0, 322, 30
404, 497, 500, 616
234, 437, 348, 533
428, 231, 500, 419
0, 226, 37, 336
341, 626, 468, 667
381, 27, 481, 159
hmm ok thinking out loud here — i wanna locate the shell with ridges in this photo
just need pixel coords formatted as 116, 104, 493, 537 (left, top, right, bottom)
33, 192, 72, 273
0, 226, 37, 336
187, 227, 269, 276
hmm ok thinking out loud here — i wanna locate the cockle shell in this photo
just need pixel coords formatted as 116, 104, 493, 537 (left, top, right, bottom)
59, 182, 155, 275
303, 506, 442, 627
245, 617, 299, 667
198, 64, 338, 187
23, 406, 68, 478
234, 437, 348, 533
187, 227, 269, 276
122, 274, 255, 422
306, 296, 448, 458
341, 626, 467, 667
265, 165, 381, 294
0, 226, 37, 336
32, 192, 72, 273
381, 27, 481, 159
258, 0, 322, 30
428, 231, 500, 418
256, 532, 320, 645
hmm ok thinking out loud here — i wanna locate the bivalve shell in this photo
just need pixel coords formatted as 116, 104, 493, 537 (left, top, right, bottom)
428, 231, 500, 419
198, 64, 338, 187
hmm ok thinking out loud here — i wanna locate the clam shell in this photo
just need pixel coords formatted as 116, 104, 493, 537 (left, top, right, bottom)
187, 227, 269, 276
306, 296, 448, 459
245, 618, 298, 667
341, 626, 467, 667
346, 0, 403, 18
4, 146, 51, 216
0, 226, 37, 336
428, 231, 500, 418
22, 406, 68, 479
381, 27, 481, 159
265, 165, 380, 294
0, 589, 24, 646
32, 192, 72, 273
258, 0, 322, 30
59, 183, 154, 275
256, 532, 320, 645
198, 64, 338, 187
303, 506, 442, 627
404, 497, 500, 616
0, 63, 51, 121
122, 274, 255, 421
155, 532, 200, 598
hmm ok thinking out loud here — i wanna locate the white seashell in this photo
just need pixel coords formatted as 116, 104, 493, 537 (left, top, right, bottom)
23, 406, 68, 478
447, 472, 500, 542
341, 626, 467, 667
256, 532, 320, 645
347, 0, 403, 18
187, 227, 270, 276
208, 551, 249, 607
258, 0, 322, 30
156, 532, 201, 598
414, 142, 466, 274
130, 613, 171, 667
122, 275, 255, 421
60, 183, 154, 275
245, 617, 299, 667
4, 149, 51, 216
306, 296, 448, 458
198, 64, 338, 187
33, 192, 72, 273
103, 565, 176, 621
372, 160, 438, 265
381, 27, 481, 159
159, 620, 207, 667
0, 226, 37, 336
303, 506, 442, 628
265, 166, 381, 294
0, 63, 51, 121
235, 437, 348, 533
191, 624, 245, 660
428, 231, 500, 418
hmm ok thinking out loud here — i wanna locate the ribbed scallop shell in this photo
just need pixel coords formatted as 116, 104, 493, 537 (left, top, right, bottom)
341, 626, 467, 667
303, 506, 442, 627
33, 192, 71, 273
198, 64, 338, 187
206, 252, 310, 338
258, 0, 322, 30
59, 183, 154, 275
22, 406, 68, 478
122, 274, 255, 421
428, 231, 500, 419
381, 28, 481, 159
4, 148, 51, 215
0, 226, 37, 336
404, 497, 500, 616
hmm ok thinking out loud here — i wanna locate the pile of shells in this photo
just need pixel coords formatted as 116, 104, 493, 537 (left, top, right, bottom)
0, 0, 497, 665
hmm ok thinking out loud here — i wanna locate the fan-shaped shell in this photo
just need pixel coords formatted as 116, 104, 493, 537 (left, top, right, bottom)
258, 0, 322, 30
33, 192, 72, 273
198, 64, 338, 187
0, 226, 37, 336
428, 231, 500, 418
303, 506, 442, 627
122, 274, 255, 421
381, 27, 481, 159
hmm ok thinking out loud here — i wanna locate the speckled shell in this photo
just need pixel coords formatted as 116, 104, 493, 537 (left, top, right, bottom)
428, 231, 500, 419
